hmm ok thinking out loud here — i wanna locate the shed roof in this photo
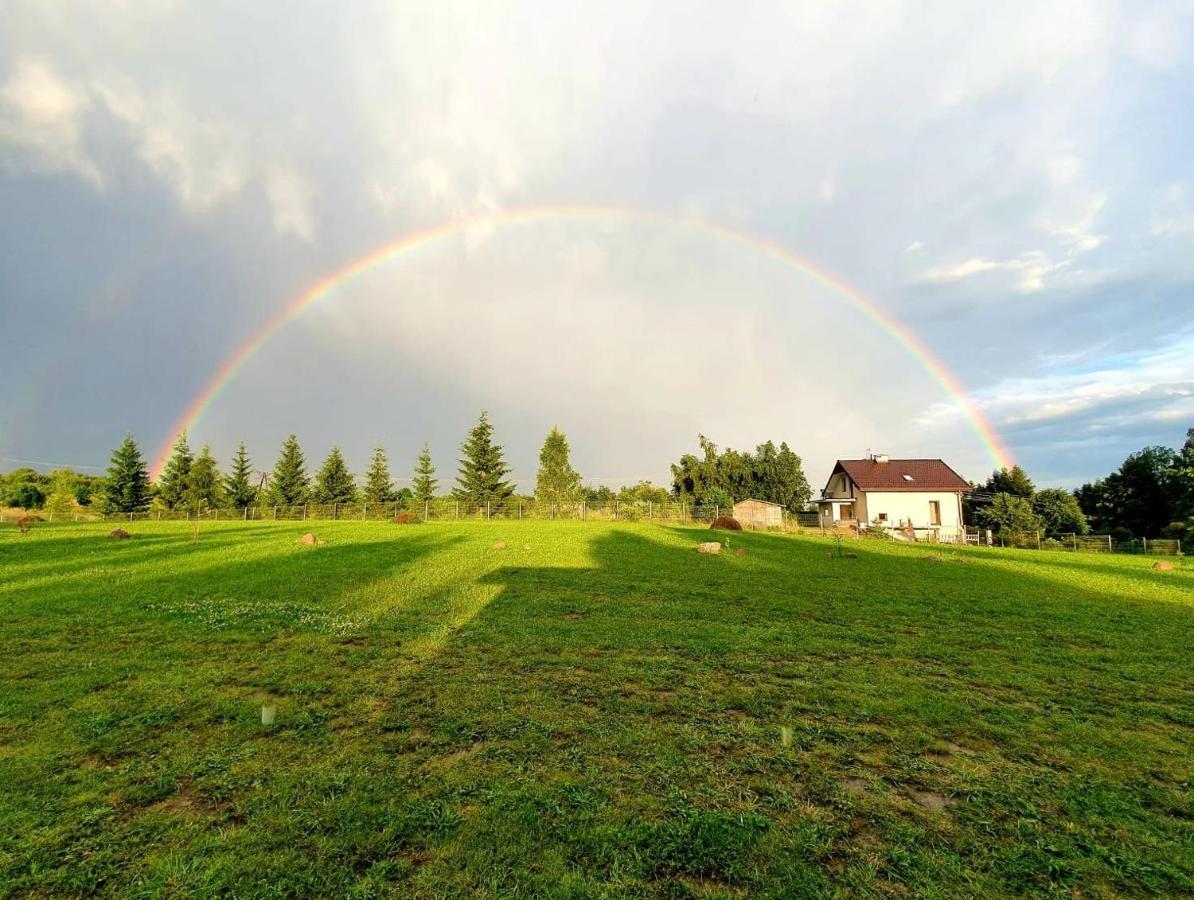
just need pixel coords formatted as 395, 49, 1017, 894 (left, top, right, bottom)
830, 459, 971, 492
732, 498, 782, 508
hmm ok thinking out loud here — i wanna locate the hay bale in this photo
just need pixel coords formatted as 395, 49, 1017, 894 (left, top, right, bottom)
697, 541, 722, 555
298, 532, 317, 546
1152, 560, 1175, 571
710, 516, 742, 531
107, 528, 131, 540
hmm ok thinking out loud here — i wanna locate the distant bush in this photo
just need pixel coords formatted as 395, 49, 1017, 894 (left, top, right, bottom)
393, 512, 418, 524
710, 516, 742, 531
867, 520, 890, 540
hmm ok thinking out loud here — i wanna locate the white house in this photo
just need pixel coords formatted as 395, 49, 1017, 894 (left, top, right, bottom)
817, 455, 971, 539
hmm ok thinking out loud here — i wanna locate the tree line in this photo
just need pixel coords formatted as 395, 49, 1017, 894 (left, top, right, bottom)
966, 427, 1194, 541
4, 412, 812, 517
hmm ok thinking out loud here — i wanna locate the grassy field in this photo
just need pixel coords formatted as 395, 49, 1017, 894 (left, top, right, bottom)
1, 521, 1191, 898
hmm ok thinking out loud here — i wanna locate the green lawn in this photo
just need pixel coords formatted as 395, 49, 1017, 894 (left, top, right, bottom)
1, 521, 1191, 898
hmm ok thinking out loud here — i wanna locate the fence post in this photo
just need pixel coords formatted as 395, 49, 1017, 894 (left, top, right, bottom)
1036, 530, 1040, 550
273, 505, 278, 520
424, 499, 429, 520
244, 506, 248, 521
486, 501, 490, 520
519, 501, 522, 520
455, 501, 459, 520
715, 504, 719, 521
614, 499, 618, 520
1143, 537, 1148, 555
303, 504, 308, 521
333, 501, 338, 521
648, 501, 652, 520
1108, 534, 1113, 553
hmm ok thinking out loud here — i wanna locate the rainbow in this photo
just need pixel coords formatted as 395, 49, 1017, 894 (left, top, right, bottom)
151, 205, 1012, 478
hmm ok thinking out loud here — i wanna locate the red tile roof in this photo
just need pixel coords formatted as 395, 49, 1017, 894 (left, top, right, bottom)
832, 459, 971, 492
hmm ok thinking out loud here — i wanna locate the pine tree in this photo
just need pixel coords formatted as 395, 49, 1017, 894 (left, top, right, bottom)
454, 411, 513, 502
106, 434, 151, 512
269, 435, 309, 506
313, 446, 358, 503
157, 431, 193, 509
363, 445, 395, 502
224, 442, 257, 509
535, 426, 582, 503
185, 444, 224, 508
412, 444, 438, 501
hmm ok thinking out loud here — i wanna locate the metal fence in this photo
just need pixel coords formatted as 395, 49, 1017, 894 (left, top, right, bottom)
98, 499, 774, 525
981, 530, 1182, 555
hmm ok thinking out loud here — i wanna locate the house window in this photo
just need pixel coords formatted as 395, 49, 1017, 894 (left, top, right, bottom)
878, 512, 888, 522
901, 474, 915, 482
929, 501, 941, 526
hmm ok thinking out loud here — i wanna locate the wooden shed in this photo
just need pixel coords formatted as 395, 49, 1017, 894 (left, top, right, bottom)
732, 498, 784, 529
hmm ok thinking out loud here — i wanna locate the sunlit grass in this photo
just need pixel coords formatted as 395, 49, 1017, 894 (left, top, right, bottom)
1, 520, 1191, 896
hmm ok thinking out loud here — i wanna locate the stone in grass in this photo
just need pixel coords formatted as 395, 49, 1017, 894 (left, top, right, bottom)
299, 532, 318, 546
108, 528, 132, 540
261, 705, 277, 725
697, 542, 722, 555
493, 541, 507, 550
1152, 560, 1175, 571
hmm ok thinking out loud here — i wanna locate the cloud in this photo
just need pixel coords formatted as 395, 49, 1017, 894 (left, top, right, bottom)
95, 81, 247, 213
0, 57, 101, 186
266, 165, 315, 242
1151, 183, 1194, 239
914, 257, 1001, 284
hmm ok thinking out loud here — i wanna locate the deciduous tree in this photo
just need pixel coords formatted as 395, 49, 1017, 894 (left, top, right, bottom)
535, 427, 582, 503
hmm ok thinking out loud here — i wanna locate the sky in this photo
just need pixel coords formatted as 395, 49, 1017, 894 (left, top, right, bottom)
2, 0, 1193, 491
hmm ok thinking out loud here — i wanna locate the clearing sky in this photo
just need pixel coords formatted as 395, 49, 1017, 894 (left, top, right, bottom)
2, 1, 1193, 489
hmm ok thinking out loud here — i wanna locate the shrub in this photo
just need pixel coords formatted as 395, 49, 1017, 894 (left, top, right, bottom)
710, 516, 742, 531
393, 512, 418, 524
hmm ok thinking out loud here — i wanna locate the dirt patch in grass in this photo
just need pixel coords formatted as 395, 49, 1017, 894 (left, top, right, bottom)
843, 777, 870, 796
909, 788, 956, 811
422, 742, 485, 773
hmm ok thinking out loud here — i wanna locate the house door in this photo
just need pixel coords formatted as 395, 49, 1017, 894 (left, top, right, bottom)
841, 504, 854, 520
929, 500, 941, 526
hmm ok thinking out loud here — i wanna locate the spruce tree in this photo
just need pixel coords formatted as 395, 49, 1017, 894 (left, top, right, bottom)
535, 426, 582, 503
224, 442, 257, 508
363, 445, 395, 502
313, 446, 357, 503
454, 411, 513, 501
185, 444, 224, 508
157, 431, 193, 509
412, 443, 438, 501
269, 435, 309, 506
106, 434, 151, 512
